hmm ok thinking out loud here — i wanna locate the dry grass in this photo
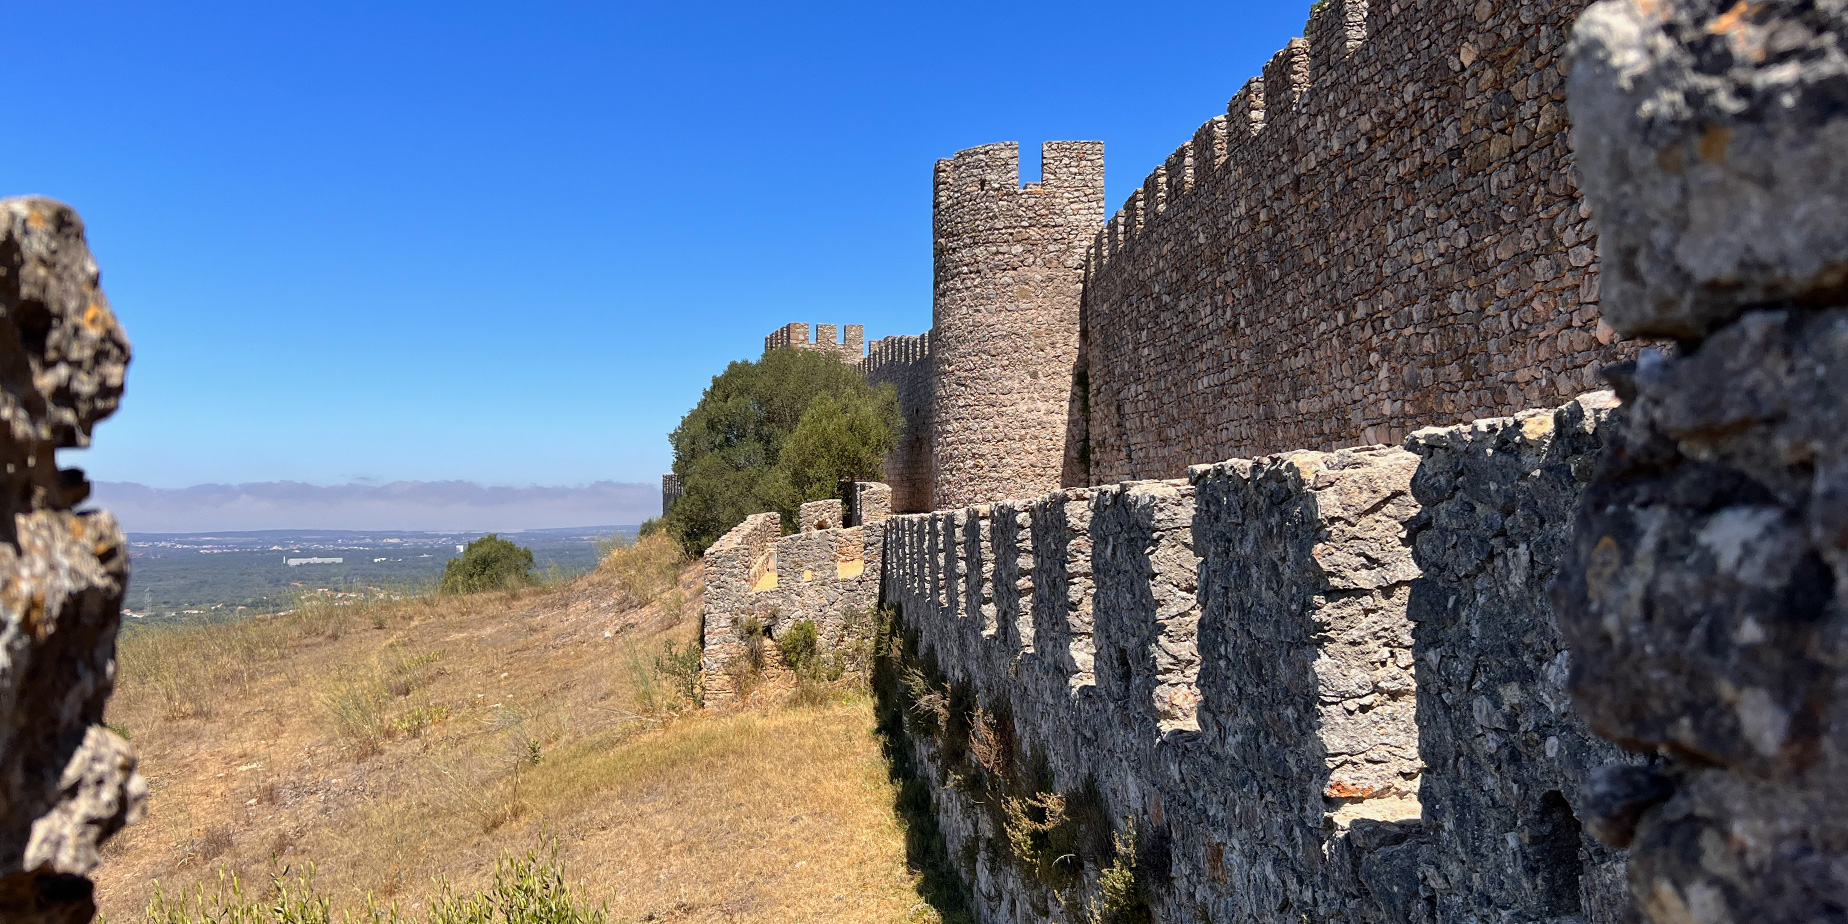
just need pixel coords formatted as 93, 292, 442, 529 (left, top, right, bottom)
100, 559, 939, 923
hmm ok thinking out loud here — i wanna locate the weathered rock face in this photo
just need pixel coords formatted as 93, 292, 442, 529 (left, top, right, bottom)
0, 197, 143, 924
1568, 0, 1848, 339
1558, 2, 1848, 921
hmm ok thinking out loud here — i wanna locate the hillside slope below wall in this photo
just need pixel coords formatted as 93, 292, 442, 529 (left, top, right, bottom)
1079, 0, 1633, 484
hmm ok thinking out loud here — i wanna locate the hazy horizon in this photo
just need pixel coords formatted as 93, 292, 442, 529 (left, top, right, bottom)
91, 479, 660, 534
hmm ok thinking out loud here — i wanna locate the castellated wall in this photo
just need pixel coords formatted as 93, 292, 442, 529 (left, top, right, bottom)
700, 483, 890, 705
931, 141, 1103, 509
881, 394, 1637, 924
861, 333, 935, 514
763, 321, 865, 361
1078, 0, 1634, 484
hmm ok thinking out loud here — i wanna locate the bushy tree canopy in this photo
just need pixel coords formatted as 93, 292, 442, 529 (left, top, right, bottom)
666, 347, 901, 554
441, 534, 536, 594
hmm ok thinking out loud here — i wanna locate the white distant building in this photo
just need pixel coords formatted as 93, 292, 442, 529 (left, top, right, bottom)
456, 544, 465, 554
286, 557, 343, 567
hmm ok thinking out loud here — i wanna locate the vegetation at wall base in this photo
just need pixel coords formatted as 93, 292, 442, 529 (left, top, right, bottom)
665, 346, 901, 554
439, 535, 536, 594
871, 605, 1154, 923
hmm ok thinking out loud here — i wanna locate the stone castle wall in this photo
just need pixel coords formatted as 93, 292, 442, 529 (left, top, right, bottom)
763, 321, 865, 361
1077, 0, 1635, 484
881, 394, 1638, 924
861, 332, 935, 514
699, 483, 890, 705
930, 142, 1104, 508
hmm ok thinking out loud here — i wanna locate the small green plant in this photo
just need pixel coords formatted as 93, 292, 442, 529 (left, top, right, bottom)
775, 619, 821, 679
142, 864, 395, 924
1090, 825, 1152, 924
901, 665, 950, 734
393, 703, 451, 739
430, 843, 607, 924
654, 640, 703, 708
440, 535, 536, 595
733, 616, 768, 673
140, 845, 604, 924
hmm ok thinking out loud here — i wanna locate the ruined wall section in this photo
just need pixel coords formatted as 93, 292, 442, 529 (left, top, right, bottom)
881, 396, 1639, 924
699, 483, 889, 705
932, 141, 1103, 508
861, 333, 934, 513
763, 322, 865, 361
0, 198, 145, 924
1080, 0, 1632, 484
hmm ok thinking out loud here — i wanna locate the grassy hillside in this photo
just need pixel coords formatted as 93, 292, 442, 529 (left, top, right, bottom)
99, 537, 940, 923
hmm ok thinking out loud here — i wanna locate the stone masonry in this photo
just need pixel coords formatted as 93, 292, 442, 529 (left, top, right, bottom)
1077, 0, 1636, 484
929, 142, 1104, 509
865, 0, 1639, 506
691, 0, 1848, 918
881, 397, 1638, 923
1555, 1, 1848, 921
763, 322, 864, 361
860, 332, 934, 514
0, 198, 145, 924
700, 482, 890, 705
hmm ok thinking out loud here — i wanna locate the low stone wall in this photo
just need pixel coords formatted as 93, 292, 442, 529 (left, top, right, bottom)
879, 396, 1636, 923
699, 484, 890, 705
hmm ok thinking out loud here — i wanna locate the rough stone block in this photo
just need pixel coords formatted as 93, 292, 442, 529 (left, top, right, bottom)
1569, 0, 1848, 338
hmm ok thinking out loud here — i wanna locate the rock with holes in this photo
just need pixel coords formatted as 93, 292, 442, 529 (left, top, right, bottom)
1568, 0, 1848, 339
0, 197, 143, 924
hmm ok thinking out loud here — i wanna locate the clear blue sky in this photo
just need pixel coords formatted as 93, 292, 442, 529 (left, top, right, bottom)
12, 1, 1317, 491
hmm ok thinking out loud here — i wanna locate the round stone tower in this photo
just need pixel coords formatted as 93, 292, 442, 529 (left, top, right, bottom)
930, 140, 1105, 508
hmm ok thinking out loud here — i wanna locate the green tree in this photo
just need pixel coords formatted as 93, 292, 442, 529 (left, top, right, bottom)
441, 534, 536, 594
666, 347, 901, 554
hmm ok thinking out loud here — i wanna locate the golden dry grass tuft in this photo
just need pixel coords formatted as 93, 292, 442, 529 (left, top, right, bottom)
100, 555, 943, 923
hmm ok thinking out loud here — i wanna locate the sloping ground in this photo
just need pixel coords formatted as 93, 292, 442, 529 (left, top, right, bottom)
97, 561, 933, 923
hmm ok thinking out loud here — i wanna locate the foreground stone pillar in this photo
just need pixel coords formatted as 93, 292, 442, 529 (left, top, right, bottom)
0, 198, 144, 923
1560, 2, 1848, 921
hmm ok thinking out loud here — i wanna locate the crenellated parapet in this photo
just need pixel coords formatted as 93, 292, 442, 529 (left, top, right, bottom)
1077, 0, 1632, 485
879, 393, 1638, 924
763, 321, 865, 361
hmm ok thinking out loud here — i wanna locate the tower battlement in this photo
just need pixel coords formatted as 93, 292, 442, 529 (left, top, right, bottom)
929, 141, 1104, 509
763, 322, 865, 361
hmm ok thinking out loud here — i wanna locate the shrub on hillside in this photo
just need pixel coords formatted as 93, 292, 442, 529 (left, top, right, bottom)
440, 534, 536, 594
141, 844, 605, 924
598, 531, 684, 606
665, 347, 900, 554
